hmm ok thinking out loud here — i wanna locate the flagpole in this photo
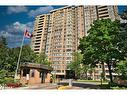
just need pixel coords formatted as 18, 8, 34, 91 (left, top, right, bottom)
15, 30, 25, 79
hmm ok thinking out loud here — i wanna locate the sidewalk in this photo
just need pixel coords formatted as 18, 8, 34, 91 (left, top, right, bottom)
27, 83, 58, 89
3, 83, 84, 90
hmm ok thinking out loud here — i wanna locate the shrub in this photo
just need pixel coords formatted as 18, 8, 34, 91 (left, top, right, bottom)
6, 83, 22, 88
4, 77, 14, 84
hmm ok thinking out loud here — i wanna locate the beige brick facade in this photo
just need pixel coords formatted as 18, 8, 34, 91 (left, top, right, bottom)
31, 5, 119, 79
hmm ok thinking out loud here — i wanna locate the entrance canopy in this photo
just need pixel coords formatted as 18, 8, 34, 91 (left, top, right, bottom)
20, 62, 53, 71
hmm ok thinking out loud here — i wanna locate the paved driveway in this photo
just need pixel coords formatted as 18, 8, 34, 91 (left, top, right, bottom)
58, 80, 101, 89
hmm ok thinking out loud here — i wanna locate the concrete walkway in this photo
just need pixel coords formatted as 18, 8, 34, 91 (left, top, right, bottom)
3, 83, 84, 90
2, 80, 101, 90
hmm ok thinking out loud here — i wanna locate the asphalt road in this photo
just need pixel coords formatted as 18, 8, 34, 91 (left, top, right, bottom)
58, 81, 101, 89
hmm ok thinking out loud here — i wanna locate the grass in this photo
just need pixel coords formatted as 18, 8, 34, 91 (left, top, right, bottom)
77, 80, 108, 83
99, 82, 127, 89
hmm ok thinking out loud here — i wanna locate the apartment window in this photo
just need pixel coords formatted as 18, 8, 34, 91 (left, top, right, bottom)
67, 57, 71, 60
99, 65, 101, 68
35, 43, 40, 45
67, 61, 71, 64
106, 70, 109, 73
34, 46, 40, 48
99, 12, 108, 15
57, 70, 61, 73
105, 65, 108, 68
38, 26, 43, 28
98, 8, 108, 12
35, 40, 41, 42
36, 37, 41, 39
98, 6, 107, 9
66, 49, 71, 52
35, 52, 39, 54
99, 15, 109, 18
36, 34, 42, 36
36, 32, 42, 35
38, 28, 43, 31
34, 49, 39, 51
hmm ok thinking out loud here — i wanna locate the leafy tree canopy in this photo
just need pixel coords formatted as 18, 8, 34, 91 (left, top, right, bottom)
35, 52, 52, 66
79, 19, 123, 82
116, 60, 127, 80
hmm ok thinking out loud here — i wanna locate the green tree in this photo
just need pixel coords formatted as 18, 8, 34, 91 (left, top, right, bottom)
0, 37, 11, 74
0, 37, 14, 86
11, 46, 36, 64
9, 45, 37, 74
0, 36, 37, 77
36, 52, 51, 66
0, 37, 40, 86
120, 9, 127, 20
79, 19, 123, 83
80, 64, 89, 79
68, 52, 83, 79
116, 60, 127, 80
118, 10, 127, 59
114, 9, 127, 81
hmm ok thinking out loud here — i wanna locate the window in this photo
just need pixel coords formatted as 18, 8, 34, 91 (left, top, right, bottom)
31, 70, 35, 77
23, 68, 30, 77
40, 72, 42, 78
57, 70, 61, 73
34, 49, 39, 51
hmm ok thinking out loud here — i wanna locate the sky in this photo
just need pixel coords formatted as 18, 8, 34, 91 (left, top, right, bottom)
0, 6, 64, 48
0, 6, 126, 48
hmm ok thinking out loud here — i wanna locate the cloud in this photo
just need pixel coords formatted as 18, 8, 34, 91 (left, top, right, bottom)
0, 21, 34, 48
7, 6, 28, 14
28, 6, 54, 17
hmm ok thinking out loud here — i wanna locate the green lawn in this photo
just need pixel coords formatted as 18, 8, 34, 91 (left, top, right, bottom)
76, 80, 108, 83
76, 80, 127, 89
99, 82, 127, 89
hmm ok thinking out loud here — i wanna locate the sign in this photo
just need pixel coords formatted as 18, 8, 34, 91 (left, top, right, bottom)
26, 74, 29, 80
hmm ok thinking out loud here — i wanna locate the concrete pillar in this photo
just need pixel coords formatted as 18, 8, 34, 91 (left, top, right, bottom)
69, 79, 73, 87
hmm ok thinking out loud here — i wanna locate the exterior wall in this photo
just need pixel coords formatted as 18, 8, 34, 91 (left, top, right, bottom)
87, 63, 116, 80
91, 63, 109, 80
84, 6, 97, 36
48, 6, 85, 76
31, 5, 119, 79
45, 73, 52, 83
84, 5, 120, 36
31, 14, 50, 54
84, 6, 119, 80
97, 6, 120, 20
31, 6, 85, 77
20, 68, 51, 85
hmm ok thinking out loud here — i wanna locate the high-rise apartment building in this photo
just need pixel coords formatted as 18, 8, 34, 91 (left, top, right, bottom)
84, 6, 120, 80
31, 5, 119, 79
48, 6, 85, 77
84, 6, 98, 36
84, 6, 119, 35
31, 14, 50, 54
97, 6, 119, 20
31, 6, 85, 78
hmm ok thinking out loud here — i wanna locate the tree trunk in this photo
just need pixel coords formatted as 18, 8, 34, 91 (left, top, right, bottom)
102, 62, 106, 81
107, 62, 113, 83
86, 71, 88, 79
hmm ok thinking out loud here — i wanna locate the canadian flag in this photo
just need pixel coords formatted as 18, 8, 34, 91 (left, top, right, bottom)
24, 29, 32, 38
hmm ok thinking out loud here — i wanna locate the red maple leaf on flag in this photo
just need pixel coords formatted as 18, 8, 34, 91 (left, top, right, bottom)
24, 29, 32, 38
